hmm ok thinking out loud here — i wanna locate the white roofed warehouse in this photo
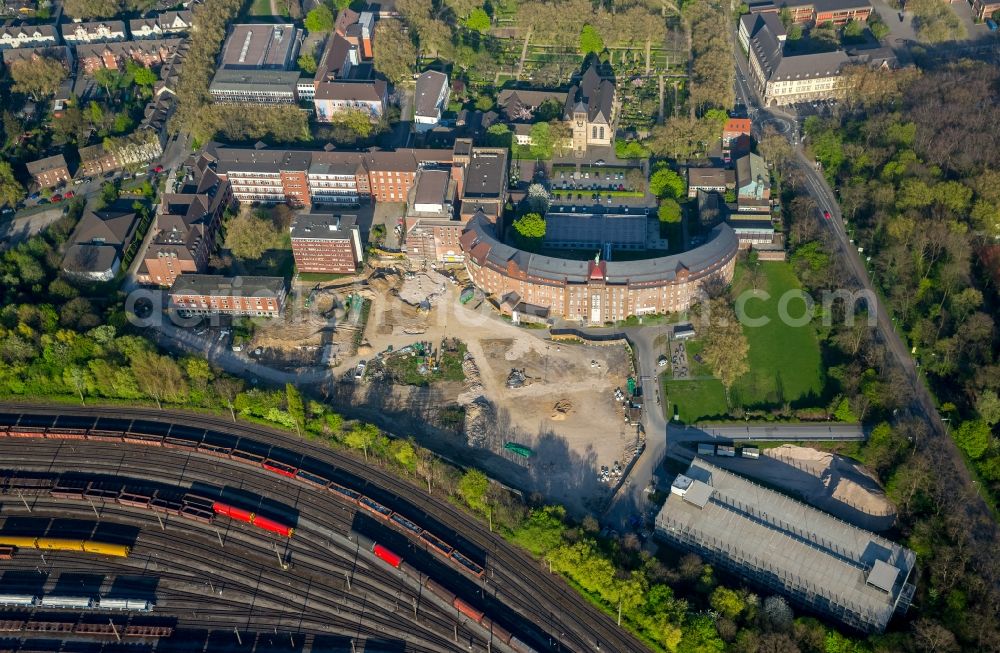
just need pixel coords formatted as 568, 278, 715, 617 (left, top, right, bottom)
655, 458, 916, 633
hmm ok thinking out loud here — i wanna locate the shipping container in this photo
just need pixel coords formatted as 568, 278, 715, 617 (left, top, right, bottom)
716, 445, 735, 457
741, 446, 760, 459
697, 443, 715, 456
373, 544, 402, 568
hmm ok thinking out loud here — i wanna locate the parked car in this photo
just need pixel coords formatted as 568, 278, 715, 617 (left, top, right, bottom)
64, 191, 74, 199
37, 198, 49, 204
823, 210, 831, 220
50, 194, 63, 202
153, 165, 164, 173
987, 18, 998, 31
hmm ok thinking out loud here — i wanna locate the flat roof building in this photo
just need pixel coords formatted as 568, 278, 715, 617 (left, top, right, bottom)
289, 211, 363, 274
169, 275, 287, 317
544, 209, 648, 251
656, 458, 916, 633
208, 69, 300, 104
219, 23, 300, 70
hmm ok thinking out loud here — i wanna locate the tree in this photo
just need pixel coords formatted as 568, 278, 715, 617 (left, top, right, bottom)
529, 122, 554, 159
579, 24, 604, 55
526, 183, 550, 213
758, 126, 792, 171
329, 108, 375, 138
465, 7, 490, 32
126, 61, 157, 87
64, 0, 119, 19
344, 423, 380, 460
512, 212, 545, 240
975, 390, 1000, 427
285, 383, 305, 435
10, 57, 67, 101
658, 199, 681, 223
93, 68, 122, 96
0, 161, 25, 208
709, 587, 746, 620
699, 298, 750, 405
297, 53, 318, 74
304, 5, 335, 33
953, 419, 991, 460
649, 167, 686, 199
373, 19, 417, 85
224, 208, 283, 260
130, 350, 187, 409
457, 469, 490, 514
625, 168, 647, 193
485, 123, 511, 148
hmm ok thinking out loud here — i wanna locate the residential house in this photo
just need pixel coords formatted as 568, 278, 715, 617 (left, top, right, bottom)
334, 9, 374, 59
314, 33, 359, 83
1, 45, 72, 69
61, 206, 140, 281
138, 164, 230, 286
129, 10, 193, 39
75, 38, 180, 74
25, 154, 71, 188
723, 118, 752, 147
290, 211, 363, 273
0, 24, 58, 49
79, 144, 119, 177
169, 275, 287, 317
564, 58, 617, 153
497, 88, 567, 122
314, 80, 387, 121
414, 70, 450, 132
61, 20, 126, 44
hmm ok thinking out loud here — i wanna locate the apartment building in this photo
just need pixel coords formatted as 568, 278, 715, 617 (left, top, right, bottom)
61, 20, 126, 44
129, 10, 193, 39
0, 24, 58, 49
26, 154, 71, 188
289, 211, 363, 273
169, 275, 287, 317
75, 38, 180, 74
314, 80, 387, 121
748, 0, 872, 25
79, 144, 119, 177
138, 162, 231, 287
414, 70, 450, 132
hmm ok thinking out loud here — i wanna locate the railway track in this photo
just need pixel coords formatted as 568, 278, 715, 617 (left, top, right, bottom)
0, 405, 651, 652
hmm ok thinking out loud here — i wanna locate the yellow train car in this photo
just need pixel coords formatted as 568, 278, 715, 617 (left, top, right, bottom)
81, 541, 130, 557
0, 537, 130, 558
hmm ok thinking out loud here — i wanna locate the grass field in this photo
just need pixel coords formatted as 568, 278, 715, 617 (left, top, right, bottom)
661, 261, 824, 423
249, 0, 273, 15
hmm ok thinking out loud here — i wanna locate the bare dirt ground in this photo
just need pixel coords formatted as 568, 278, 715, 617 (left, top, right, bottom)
704, 444, 898, 531
321, 266, 636, 513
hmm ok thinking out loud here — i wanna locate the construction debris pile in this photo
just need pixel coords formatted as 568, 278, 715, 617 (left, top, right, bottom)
397, 270, 449, 308
457, 354, 494, 448
505, 368, 527, 389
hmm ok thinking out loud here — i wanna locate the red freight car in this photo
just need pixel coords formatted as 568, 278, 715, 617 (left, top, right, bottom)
252, 516, 294, 538
453, 598, 485, 623
372, 544, 402, 568
86, 429, 125, 442
45, 429, 87, 440
211, 502, 254, 524
123, 432, 163, 446
261, 459, 298, 478
7, 427, 47, 438
197, 443, 232, 458
0, 546, 14, 560
480, 617, 513, 645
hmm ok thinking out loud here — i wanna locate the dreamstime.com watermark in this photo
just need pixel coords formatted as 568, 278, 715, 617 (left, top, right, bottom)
122, 281, 879, 334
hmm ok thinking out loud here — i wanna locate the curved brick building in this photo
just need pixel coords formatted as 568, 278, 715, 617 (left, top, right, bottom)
460, 212, 739, 323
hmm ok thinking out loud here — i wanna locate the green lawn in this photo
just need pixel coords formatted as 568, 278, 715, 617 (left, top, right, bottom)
660, 261, 824, 423
249, 0, 273, 15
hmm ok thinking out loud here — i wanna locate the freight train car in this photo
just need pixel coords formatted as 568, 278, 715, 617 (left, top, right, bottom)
0, 537, 130, 558
211, 502, 294, 537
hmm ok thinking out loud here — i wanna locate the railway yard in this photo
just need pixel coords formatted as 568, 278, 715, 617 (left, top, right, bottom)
0, 406, 648, 653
